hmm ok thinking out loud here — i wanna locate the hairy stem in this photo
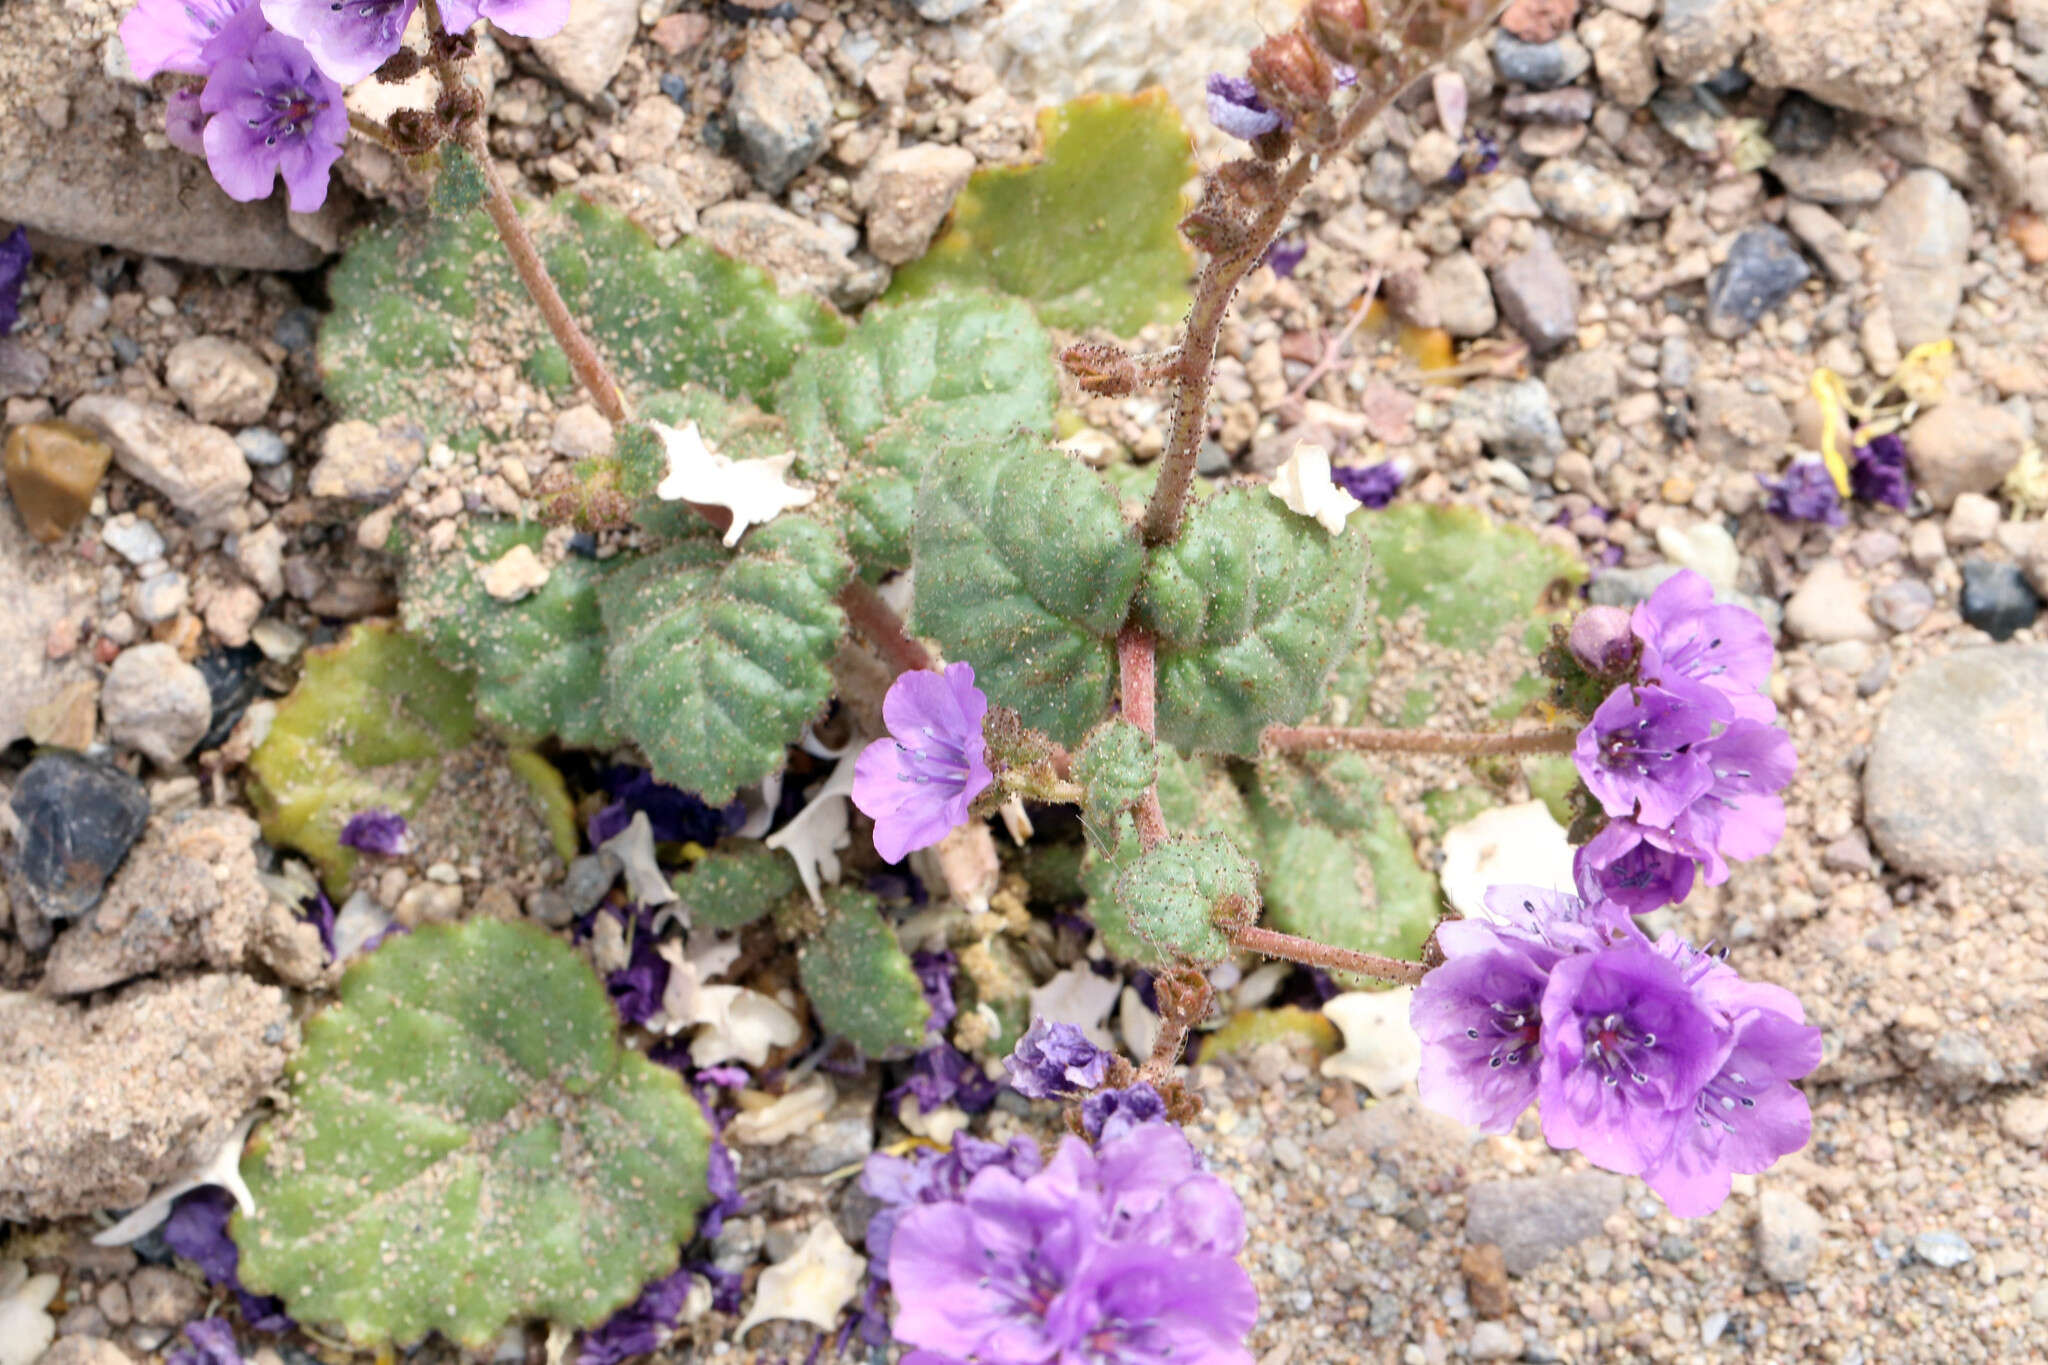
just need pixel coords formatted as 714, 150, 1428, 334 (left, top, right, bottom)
840, 579, 932, 674
1263, 724, 1579, 756
1140, 976, 1211, 1085
1117, 627, 1170, 847
1227, 923, 1427, 986
348, 111, 401, 151
1140, 64, 1424, 547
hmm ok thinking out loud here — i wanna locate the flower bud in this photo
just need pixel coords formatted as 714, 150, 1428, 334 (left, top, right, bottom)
1247, 31, 1336, 116
1061, 341, 1139, 397
1566, 605, 1639, 677
1306, 0, 1381, 65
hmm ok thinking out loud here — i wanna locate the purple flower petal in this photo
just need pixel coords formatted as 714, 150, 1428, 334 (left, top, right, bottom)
165, 87, 209, 157
1205, 72, 1285, 140
889, 1042, 999, 1115
0, 227, 30, 337
1003, 1017, 1112, 1100
913, 949, 958, 1037
197, 17, 347, 213
1630, 569, 1776, 724
1572, 819, 1700, 914
1574, 685, 1719, 828
1759, 458, 1846, 525
1329, 459, 1403, 509
119, 0, 252, 79
439, 0, 570, 37
851, 663, 992, 864
1079, 1082, 1166, 1143
166, 1319, 243, 1365
338, 807, 409, 857
261, 0, 416, 86
575, 1267, 695, 1365
1850, 432, 1913, 509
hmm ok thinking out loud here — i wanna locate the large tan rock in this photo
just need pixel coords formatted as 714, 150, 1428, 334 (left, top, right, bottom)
1747, 0, 1986, 128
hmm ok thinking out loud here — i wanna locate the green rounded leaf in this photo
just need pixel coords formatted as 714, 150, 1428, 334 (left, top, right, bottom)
1108, 833, 1258, 969
233, 919, 712, 1347
1136, 489, 1374, 755
401, 523, 623, 747
1073, 717, 1157, 848
597, 517, 851, 803
912, 434, 1144, 743
246, 623, 576, 895
797, 887, 931, 1057
885, 92, 1196, 334
676, 840, 802, 930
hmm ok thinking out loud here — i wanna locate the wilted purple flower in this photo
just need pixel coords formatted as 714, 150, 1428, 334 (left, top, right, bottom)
163, 1189, 293, 1333
861, 1134, 1045, 1281
165, 86, 209, 156
1206, 72, 1285, 140
167, 1319, 242, 1365
1261, 237, 1307, 278
851, 663, 993, 864
198, 13, 347, 213
1574, 685, 1717, 828
1668, 720, 1796, 882
339, 807, 409, 856
891, 1042, 999, 1115
575, 1267, 695, 1365
698, 1139, 741, 1241
261, 0, 416, 86
438, 0, 571, 38
1330, 459, 1403, 509
1631, 569, 1775, 723
1411, 918, 1559, 1132
596, 906, 670, 1026
588, 766, 742, 849
1573, 819, 1699, 914
1850, 432, 1913, 509
1760, 458, 1846, 526
1536, 943, 1721, 1176
912, 949, 957, 1038
0, 228, 30, 338
1079, 1081, 1166, 1143
888, 1128, 1255, 1365
299, 889, 338, 961
1566, 604, 1638, 678
119, 0, 251, 79
1003, 1017, 1112, 1100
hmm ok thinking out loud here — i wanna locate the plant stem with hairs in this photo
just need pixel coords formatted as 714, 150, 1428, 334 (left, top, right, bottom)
1264, 723, 1579, 757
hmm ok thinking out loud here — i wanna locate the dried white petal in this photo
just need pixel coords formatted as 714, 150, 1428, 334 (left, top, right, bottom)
94, 1109, 261, 1247
649, 928, 744, 1036
898, 1097, 972, 1144
1322, 988, 1422, 1097
601, 810, 677, 908
1029, 963, 1123, 1052
764, 752, 859, 909
728, 1075, 836, 1146
0, 1262, 60, 1365
1438, 799, 1575, 920
688, 985, 804, 1067
736, 1220, 866, 1338
332, 889, 394, 961
1117, 984, 1161, 1060
1269, 441, 1362, 535
652, 419, 816, 548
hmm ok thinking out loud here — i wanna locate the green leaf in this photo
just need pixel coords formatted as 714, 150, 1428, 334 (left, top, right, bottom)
675, 840, 802, 930
1080, 748, 1253, 965
597, 517, 850, 803
796, 887, 931, 1057
775, 295, 1060, 575
1136, 489, 1374, 755
233, 919, 711, 1347
912, 435, 1144, 744
246, 623, 576, 895
884, 92, 1196, 334
1358, 502, 1583, 655
320, 196, 843, 447
1245, 754, 1438, 979
1107, 833, 1258, 969
1072, 718, 1157, 849
401, 523, 622, 747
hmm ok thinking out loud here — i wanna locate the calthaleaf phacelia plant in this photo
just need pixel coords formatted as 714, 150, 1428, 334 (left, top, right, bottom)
132, 0, 1823, 1358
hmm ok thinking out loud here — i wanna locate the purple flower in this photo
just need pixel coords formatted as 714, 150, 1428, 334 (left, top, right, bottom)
1003, 1017, 1112, 1100
575, 1267, 695, 1365
198, 13, 347, 213
167, 1319, 242, 1365
1261, 237, 1307, 278
890, 1042, 1000, 1115
165, 87, 209, 156
1478, 885, 1642, 955
1536, 943, 1721, 1176
1206, 72, 1285, 140
439, 0, 571, 38
596, 906, 670, 1026
1566, 605, 1638, 678
1668, 720, 1796, 882
1330, 459, 1403, 509
851, 663, 993, 864
1411, 918, 1558, 1132
1574, 685, 1717, 829
698, 1138, 741, 1242
887, 1128, 1255, 1365
338, 807, 409, 856
1630, 569, 1776, 724
1079, 1081, 1166, 1143
1760, 458, 1846, 526
912, 949, 957, 1038
861, 1134, 1045, 1282
261, 0, 416, 86
1850, 432, 1913, 509
1573, 819, 1699, 914
119, 0, 252, 79
163, 1190, 294, 1333
0, 227, 30, 338
588, 766, 743, 849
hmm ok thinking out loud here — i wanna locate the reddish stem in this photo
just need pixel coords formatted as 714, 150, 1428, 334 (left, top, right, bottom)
1227, 923, 1426, 986
1263, 724, 1579, 757
1117, 626, 1170, 847
840, 579, 932, 675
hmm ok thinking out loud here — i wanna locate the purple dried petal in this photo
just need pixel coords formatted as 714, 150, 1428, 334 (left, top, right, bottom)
1759, 458, 1847, 525
889, 1043, 999, 1115
1206, 72, 1285, 140
1262, 237, 1308, 278
0, 227, 29, 337
912, 949, 958, 1037
575, 1267, 695, 1365
1079, 1082, 1167, 1142
339, 808, 410, 857
1850, 432, 1912, 509
1003, 1017, 1111, 1100
166, 1319, 242, 1365
1329, 460, 1403, 509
